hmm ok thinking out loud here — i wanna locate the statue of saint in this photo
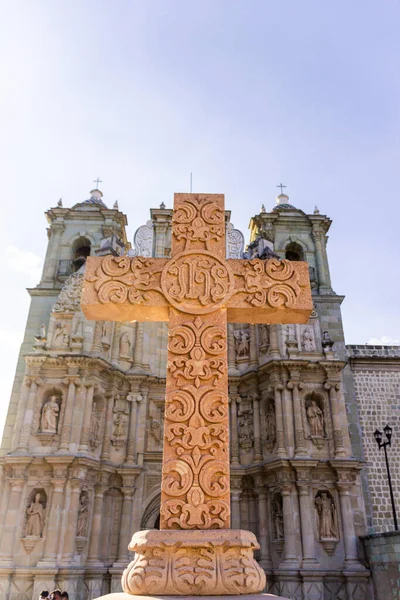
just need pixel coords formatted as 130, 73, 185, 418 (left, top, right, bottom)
302, 328, 315, 352
89, 403, 102, 448
238, 410, 253, 448
273, 498, 284, 540
26, 493, 44, 537
113, 411, 128, 438
234, 330, 250, 358
101, 322, 112, 346
76, 494, 90, 537
306, 400, 324, 437
40, 396, 60, 433
53, 323, 69, 347
265, 402, 276, 443
315, 492, 338, 539
119, 331, 131, 357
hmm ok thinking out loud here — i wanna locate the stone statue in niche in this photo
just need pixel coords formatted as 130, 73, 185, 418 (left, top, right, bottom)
259, 325, 269, 354
265, 402, 276, 445
272, 495, 284, 540
101, 322, 112, 348
306, 399, 325, 438
149, 419, 161, 445
89, 402, 102, 449
238, 409, 254, 449
40, 396, 60, 433
315, 491, 338, 539
76, 492, 90, 537
302, 328, 315, 352
26, 493, 45, 537
113, 410, 128, 439
119, 331, 131, 358
53, 322, 69, 347
234, 330, 250, 359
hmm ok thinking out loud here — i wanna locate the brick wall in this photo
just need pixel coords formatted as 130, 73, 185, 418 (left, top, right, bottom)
348, 346, 400, 533
362, 531, 400, 600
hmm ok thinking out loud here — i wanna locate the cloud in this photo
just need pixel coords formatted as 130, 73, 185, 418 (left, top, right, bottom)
5, 245, 43, 281
366, 336, 400, 346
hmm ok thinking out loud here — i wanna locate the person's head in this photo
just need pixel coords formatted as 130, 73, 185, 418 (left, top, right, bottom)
61, 593, 69, 600
39, 592, 49, 600
50, 590, 62, 600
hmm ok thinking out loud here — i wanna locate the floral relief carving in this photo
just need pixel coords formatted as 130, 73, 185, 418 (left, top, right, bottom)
53, 271, 83, 313
172, 195, 225, 250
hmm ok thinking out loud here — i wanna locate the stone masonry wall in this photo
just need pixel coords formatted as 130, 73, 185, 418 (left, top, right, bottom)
362, 531, 400, 600
348, 346, 400, 533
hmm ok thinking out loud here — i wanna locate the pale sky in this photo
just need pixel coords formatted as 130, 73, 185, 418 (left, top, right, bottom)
1, 1, 400, 440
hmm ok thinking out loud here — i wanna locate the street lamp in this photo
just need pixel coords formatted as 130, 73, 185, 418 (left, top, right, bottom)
374, 424, 398, 531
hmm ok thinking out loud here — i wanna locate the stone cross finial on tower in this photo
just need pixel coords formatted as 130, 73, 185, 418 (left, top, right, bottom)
277, 182, 287, 195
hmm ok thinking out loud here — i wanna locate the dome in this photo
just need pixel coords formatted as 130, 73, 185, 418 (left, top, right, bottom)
273, 193, 295, 211
73, 189, 107, 209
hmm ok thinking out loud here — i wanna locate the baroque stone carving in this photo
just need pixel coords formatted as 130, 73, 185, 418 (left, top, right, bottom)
52, 322, 69, 347
259, 324, 270, 354
302, 327, 316, 352
76, 491, 90, 537
272, 493, 284, 541
119, 331, 131, 358
89, 402, 103, 450
40, 395, 60, 433
25, 492, 45, 537
101, 321, 112, 349
238, 407, 254, 450
264, 401, 276, 447
226, 222, 245, 258
315, 490, 339, 554
306, 399, 325, 438
112, 408, 128, 448
121, 529, 266, 596
234, 329, 250, 359
53, 271, 83, 313
131, 221, 154, 257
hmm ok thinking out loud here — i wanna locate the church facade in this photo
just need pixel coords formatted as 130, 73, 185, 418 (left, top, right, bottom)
0, 189, 397, 600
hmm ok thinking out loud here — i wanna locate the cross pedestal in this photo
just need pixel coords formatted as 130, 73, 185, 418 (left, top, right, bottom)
82, 193, 312, 597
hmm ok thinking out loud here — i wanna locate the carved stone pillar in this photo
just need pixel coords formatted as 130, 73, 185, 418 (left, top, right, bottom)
252, 394, 263, 462
274, 384, 287, 458
78, 382, 94, 453
17, 377, 39, 451
256, 481, 272, 569
39, 463, 69, 565
91, 321, 103, 355
126, 382, 141, 464
134, 390, 147, 466
295, 470, 318, 567
60, 476, 84, 564
336, 382, 352, 455
0, 474, 26, 563
287, 381, 307, 456
114, 486, 136, 566
312, 229, 328, 292
41, 221, 65, 283
132, 322, 144, 372
110, 322, 121, 366
101, 391, 115, 461
229, 393, 240, 466
230, 480, 242, 529
281, 484, 298, 566
59, 377, 80, 452
325, 382, 346, 457
87, 478, 109, 565
249, 324, 259, 370
240, 490, 249, 531
269, 324, 280, 359
336, 479, 359, 567
228, 323, 240, 375
12, 376, 31, 451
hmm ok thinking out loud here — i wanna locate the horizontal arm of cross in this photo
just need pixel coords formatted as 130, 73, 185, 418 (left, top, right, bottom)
82, 254, 312, 324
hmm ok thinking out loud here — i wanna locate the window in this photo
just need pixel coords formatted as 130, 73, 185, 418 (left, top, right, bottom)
285, 241, 304, 262
72, 236, 91, 272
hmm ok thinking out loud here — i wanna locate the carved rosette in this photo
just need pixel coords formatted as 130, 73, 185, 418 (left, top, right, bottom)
122, 529, 266, 596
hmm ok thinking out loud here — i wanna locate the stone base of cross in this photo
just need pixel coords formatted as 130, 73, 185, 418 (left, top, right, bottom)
82, 193, 312, 597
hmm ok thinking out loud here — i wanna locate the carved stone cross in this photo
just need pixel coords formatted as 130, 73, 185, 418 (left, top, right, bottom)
82, 193, 312, 596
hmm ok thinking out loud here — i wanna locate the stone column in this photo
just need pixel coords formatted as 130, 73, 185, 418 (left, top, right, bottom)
0, 474, 26, 563
325, 382, 346, 457
296, 481, 318, 566
256, 481, 272, 569
126, 382, 141, 464
132, 322, 144, 372
337, 481, 359, 567
78, 383, 94, 453
231, 480, 242, 529
41, 222, 65, 283
252, 394, 263, 462
87, 478, 109, 565
240, 490, 249, 531
91, 320, 103, 355
269, 324, 280, 359
101, 391, 115, 461
281, 484, 298, 566
135, 390, 147, 466
229, 393, 240, 466
59, 377, 80, 452
274, 384, 287, 458
249, 324, 259, 370
39, 465, 69, 565
287, 381, 307, 456
12, 376, 31, 451
312, 229, 328, 292
114, 486, 136, 566
110, 322, 121, 366
335, 383, 352, 455
60, 476, 84, 564
228, 324, 240, 375
19, 377, 43, 451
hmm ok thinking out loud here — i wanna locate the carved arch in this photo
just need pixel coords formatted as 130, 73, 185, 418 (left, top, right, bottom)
140, 492, 161, 530
276, 237, 310, 253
